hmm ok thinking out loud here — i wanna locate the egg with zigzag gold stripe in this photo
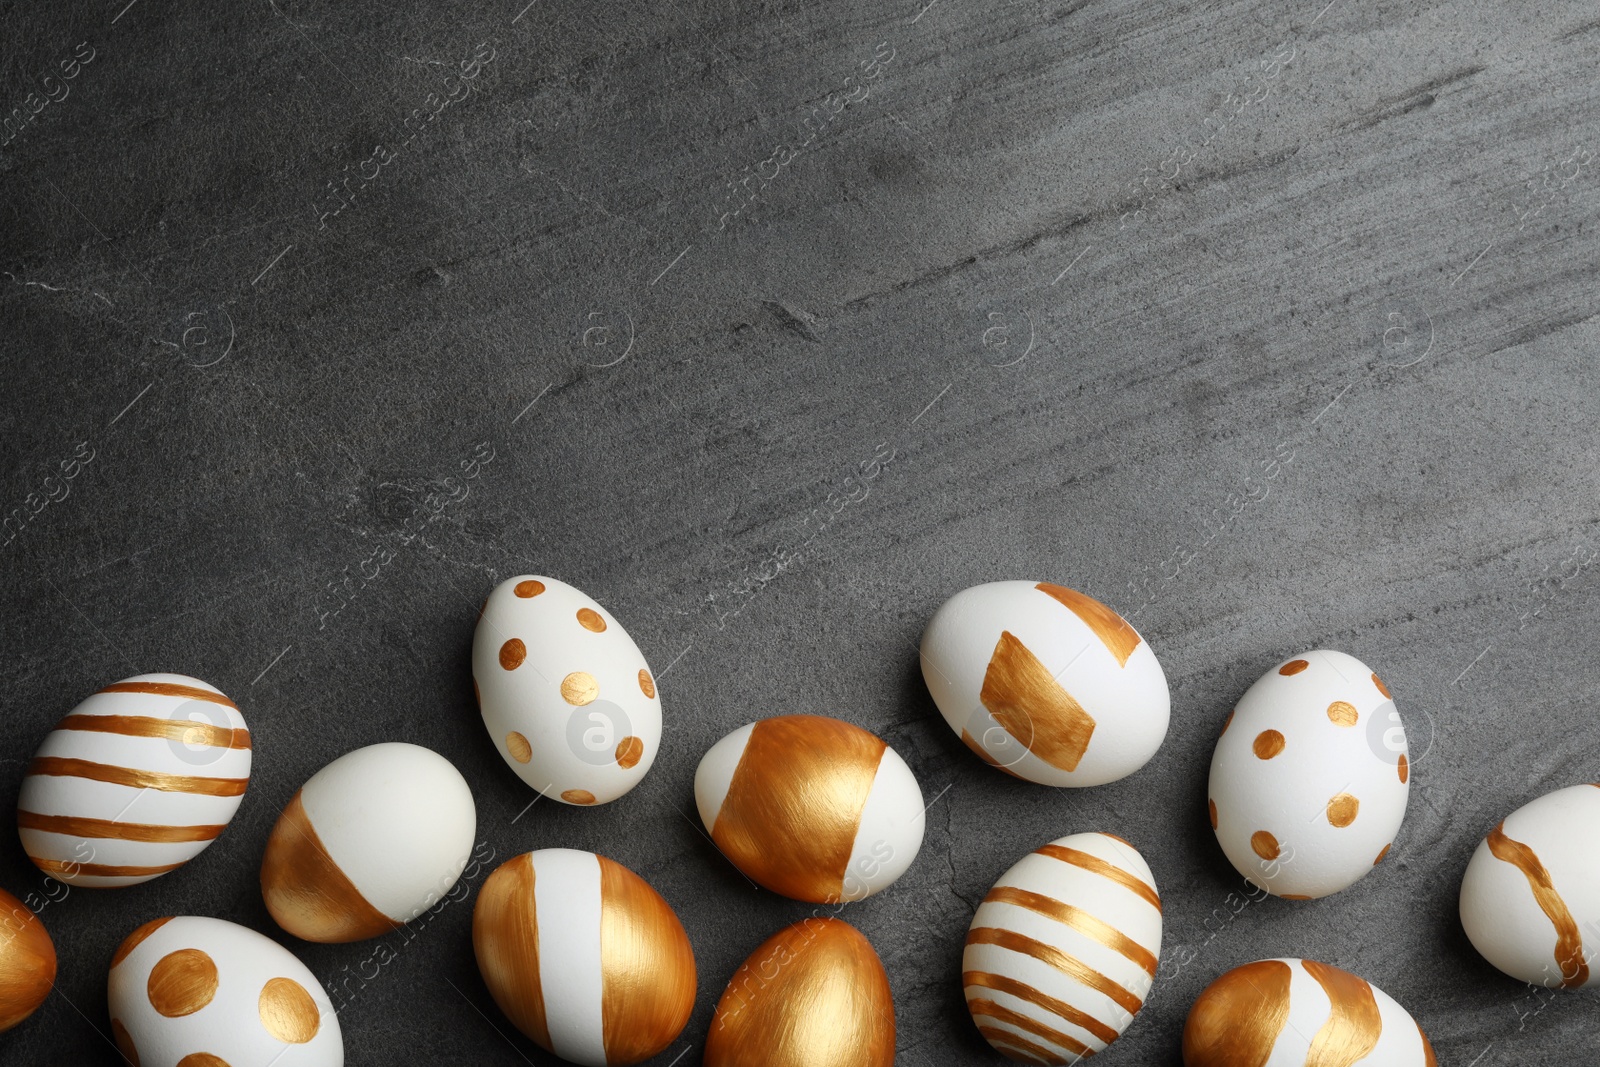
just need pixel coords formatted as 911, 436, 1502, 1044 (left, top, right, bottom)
963, 832, 1161, 1063
921, 581, 1170, 787
1183, 958, 1438, 1067
18, 674, 251, 888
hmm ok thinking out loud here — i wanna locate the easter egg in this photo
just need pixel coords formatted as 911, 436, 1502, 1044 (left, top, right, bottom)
18, 673, 251, 887
472, 848, 695, 1066
1207, 651, 1409, 898
1460, 782, 1600, 988
473, 576, 661, 806
0, 886, 55, 1032
1183, 958, 1437, 1066
694, 715, 924, 903
704, 917, 893, 1067
963, 832, 1161, 1062
920, 581, 1169, 787
261, 742, 476, 943
108, 915, 343, 1067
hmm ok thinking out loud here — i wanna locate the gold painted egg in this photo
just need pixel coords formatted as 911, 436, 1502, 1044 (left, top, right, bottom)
704, 917, 894, 1067
472, 848, 695, 1067
0, 886, 56, 1032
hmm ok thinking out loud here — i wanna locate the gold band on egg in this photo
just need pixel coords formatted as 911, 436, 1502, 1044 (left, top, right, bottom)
59, 713, 251, 749
1033, 845, 1161, 911
1303, 960, 1383, 1066
99, 681, 239, 709
977, 1024, 1070, 1065
1034, 582, 1141, 666
32, 857, 186, 879
980, 632, 1096, 772
20, 810, 225, 843
966, 927, 1142, 1015
961, 971, 1119, 1045
597, 856, 696, 1063
472, 854, 552, 1050
260, 791, 399, 943
982, 886, 1157, 976
966, 998, 1090, 1057
26, 756, 248, 797
1487, 822, 1589, 987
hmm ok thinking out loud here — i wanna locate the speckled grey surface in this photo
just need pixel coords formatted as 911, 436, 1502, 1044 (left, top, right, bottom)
3, 0, 1599, 1063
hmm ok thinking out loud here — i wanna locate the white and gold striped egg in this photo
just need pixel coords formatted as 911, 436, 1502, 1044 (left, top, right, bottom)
472, 848, 696, 1067
18, 673, 251, 887
1460, 783, 1600, 988
921, 581, 1170, 787
963, 831, 1161, 1063
1183, 958, 1437, 1067
474, 576, 661, 806
108, 915, 343, 1067
694, 714, 925, 903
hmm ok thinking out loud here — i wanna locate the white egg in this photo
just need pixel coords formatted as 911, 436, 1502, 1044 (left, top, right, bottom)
1183, 958, 1437, 1067
1460, 783, 1600, 988
963, 832, 1162, 1061
108, 915, 343, 1067
17, 673, 251, 887
695, 715, 924, 902
920, 581, 1169, 787
473, 575, 662, 806
1208, 650, 1409, 899
261, 742, 477, 943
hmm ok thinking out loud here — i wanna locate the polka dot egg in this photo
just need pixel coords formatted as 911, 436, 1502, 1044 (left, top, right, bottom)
1207, 650, 1410, 899
108, 915, 342, 1067
473, 576, 661, 806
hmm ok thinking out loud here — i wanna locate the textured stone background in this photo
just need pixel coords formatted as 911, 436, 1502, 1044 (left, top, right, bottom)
3, 0, 1598, 1063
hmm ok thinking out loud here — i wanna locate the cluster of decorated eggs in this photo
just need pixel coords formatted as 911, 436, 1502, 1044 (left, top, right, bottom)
1, 572, 1592, 1063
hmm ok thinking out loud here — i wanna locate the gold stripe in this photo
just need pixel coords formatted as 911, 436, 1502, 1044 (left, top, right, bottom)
1034, 582, 1141, 666
977, 1025, 1069, 1065
597, 855, 696, 1063
26, 756, 248, 797
1182, 959, 1293, 1067
99, 681, 238, 709
966, 927, 1142, 1015
984, 886, 1158, 976
962, 970, 1119, 1045
112, 916, 174, 968
32, 857, 185, 879
967, 998, 1091, 1057
58, 713, 250, 750
1034, 844, 1161, 911
1303, 959, 1383, 1066
472, 853, 551, 1050
19, 810, 224, 843
1487, 822, 1589, 987
980, 631, 1096, 772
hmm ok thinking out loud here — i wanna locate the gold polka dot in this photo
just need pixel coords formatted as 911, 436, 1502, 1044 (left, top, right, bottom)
148, 948, 219, 1018
1327, 793, 1360, 827
112, 916, 173, 969
576, 608, 606, 632
1219, 709, 1234, 736
615, 736, 644, 769
561, 671, 598, 705
258, 976, 320, 1043
1326, 701, 1358, 727
1207, 799, 1218, 830
638, 668, 656, 699
1398, 753, 1409, 784
1279, 659, 1309, 676
561, 789, 597, 805
1251, 831, 1280, 860
515, 579, 545, 598
1281, 894, 1312, 901
1372, 672, 1391, 698
506, 732, 532, 764
1374, 844, 1392, 865
1252, 729, 1286, 759
499, 639, 526, 671
112, 1019, 140, 1067
176, 1055, 231, 1067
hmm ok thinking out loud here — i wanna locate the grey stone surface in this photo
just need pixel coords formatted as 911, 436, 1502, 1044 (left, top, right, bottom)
3, 0, 1599, 1062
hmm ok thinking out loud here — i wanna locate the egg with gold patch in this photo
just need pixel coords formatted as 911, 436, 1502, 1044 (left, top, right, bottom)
963, 831, 1161, 1062
695, 714, 925, 903
474, 576, 661, 806
920, 581, 1169, 786
1184, 958, 1437, 1067
472, 848, 695, 1066
108, 915, 343, 1067
0, 886, 56, 1032
1460, 782, 1600, 988
704, 917, 893, 1067
260, 742, 476, 943
1208, 651, 1409, 899
18, 673, 251, 887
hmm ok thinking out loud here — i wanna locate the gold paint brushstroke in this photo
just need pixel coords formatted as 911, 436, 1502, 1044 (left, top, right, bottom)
472, 854, 552, 1051
964, 927, 1142, 1015
1486, 822, 1589, 987
1303, 959, 1383, 1067
1181, 959, 1293, 1067
966, 998, 1090, 1058
99, 681, 238, 709
597, 855, 696, 1063
58, 714, 250, 749
980, 632, 1096, 772
19, 810, 224, 843
260, 791, 398, 943
26, 757, 247, 796
962, 970, 1119, 1045
983, 886, 1157, 976
1033, 582, 1141, 666
1033, 845, 1161, 911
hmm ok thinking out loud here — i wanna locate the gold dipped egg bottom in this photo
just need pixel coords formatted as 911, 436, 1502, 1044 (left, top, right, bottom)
704, 917, 893, 1067
259, 791, 399, 943
1182, 959, 1293, 1067
0, 886, 56, 1032
597, 856, 696, 1063
711, 716, 886, 903
472, 854, 552, 1051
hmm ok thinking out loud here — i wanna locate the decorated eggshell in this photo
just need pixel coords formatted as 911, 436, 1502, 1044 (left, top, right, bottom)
963, 832, 1161, 1062
694, 715, 925, 903
1460, 782, 1600, 988
1183, 958, 1437, 1067
920, 581, 1169, 787
704, 917, 893, 1067
0, 886, 56, 1032
261, 742, 476, 943
474, 576, 661, 806
472, 848, 695, 1066
1207, 651, 1409, 899
108, 915, 342, 1067
18, 673, 251, 887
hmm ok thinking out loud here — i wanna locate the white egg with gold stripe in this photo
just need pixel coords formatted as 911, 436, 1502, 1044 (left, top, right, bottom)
18, 673, 251, 887
963, 831, 1161, 1064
